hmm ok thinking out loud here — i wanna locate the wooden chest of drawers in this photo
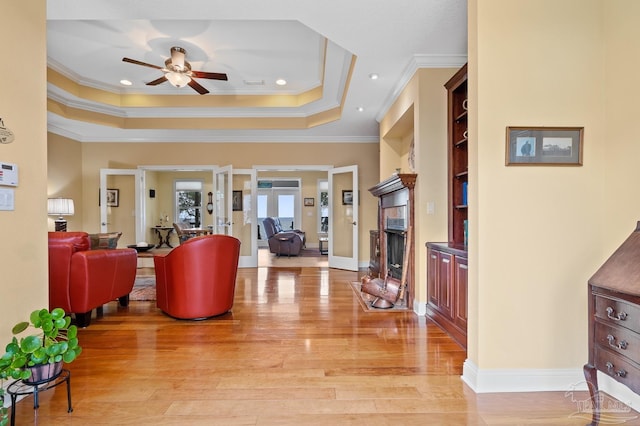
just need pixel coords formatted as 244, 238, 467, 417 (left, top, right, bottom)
584, 223, 640, 424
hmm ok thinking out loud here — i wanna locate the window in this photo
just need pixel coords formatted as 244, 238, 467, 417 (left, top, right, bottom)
175, 180, 203, 227
318, 179, 328, 233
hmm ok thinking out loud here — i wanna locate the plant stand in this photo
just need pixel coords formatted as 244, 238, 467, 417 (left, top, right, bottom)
6, 369, 72, 426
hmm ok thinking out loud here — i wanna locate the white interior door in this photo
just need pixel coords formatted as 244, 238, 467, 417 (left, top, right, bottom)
233, 169, 257, 267
328, 165, 358, 271
214, 165, 233, 235
100, 168, 142, 246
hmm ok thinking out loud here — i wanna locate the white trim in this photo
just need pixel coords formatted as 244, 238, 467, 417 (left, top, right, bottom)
376, 54, 468, 122
254, 165, 334, 171
46, 122, 379, 144
598, 371, 640, 412
413, 300, 426, 316
461, 360, 587, 393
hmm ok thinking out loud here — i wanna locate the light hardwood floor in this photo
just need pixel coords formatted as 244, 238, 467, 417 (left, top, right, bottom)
8, 267, 636, 425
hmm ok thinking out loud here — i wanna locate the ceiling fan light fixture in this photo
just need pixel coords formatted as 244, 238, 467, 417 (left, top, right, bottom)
166, 72, 191, 88
170, 46, 187, 71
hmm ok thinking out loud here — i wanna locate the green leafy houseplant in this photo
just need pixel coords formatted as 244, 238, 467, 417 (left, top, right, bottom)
0, 308, 82, 382
0, 308, 82, 424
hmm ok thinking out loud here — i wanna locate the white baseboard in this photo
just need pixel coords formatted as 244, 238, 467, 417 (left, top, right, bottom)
461, 359, 588, 393
461, 359, 640, 415
597, 371, 640, 412
413, 300, 426, 316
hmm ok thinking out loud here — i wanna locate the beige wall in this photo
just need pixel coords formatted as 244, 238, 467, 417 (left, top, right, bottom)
48, 133, 83, 231
602, 1, 640, 249
470, 0, 607, 371
0, 2, 48, 343
379, 68, 455, 306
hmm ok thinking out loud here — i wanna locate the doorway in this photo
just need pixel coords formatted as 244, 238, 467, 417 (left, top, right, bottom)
257, 179, 301, 247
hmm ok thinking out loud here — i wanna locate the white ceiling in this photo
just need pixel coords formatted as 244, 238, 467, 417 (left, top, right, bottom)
46, 0, 468, 143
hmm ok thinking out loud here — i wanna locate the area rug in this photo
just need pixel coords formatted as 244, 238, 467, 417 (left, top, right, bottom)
130, 276, 156, 301
298, 248, 324, 257
349, 281, 412, 313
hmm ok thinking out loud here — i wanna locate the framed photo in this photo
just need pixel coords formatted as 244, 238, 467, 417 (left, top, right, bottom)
506, 127, 584, 166
304, 197, 315, 207
342, 190, 353, 205
106, 188, 119, 207
232, 190, 243, 211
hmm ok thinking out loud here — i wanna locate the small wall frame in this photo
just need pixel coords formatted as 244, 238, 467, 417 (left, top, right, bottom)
232, 190, 243, 211
342, 190, 353, 205
106, 188, 119, 207
506, 127, 584, 166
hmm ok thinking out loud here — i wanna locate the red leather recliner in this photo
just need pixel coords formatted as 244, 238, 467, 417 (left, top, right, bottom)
48, 232, 137, 327
153, 234, 241, 320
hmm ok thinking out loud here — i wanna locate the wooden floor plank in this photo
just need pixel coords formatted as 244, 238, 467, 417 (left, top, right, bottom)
6, 266, 635, 425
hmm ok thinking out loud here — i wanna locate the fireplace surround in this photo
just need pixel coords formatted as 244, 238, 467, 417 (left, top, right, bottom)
369, 173, 416, 309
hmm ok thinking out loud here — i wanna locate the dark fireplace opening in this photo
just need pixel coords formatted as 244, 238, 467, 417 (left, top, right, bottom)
386, 230, 405, 280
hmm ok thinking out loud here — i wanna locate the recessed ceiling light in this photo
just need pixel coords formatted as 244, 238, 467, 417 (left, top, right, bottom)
120, 79, 132, 86
356, 106, 365, 112
369, 73, 379, 80
276, 79, 287, 86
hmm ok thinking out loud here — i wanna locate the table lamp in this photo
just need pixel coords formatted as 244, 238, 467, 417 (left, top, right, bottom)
48, 198, 75, 231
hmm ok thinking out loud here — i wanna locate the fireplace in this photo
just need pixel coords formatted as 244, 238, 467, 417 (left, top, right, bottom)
369, 174, 416, 309
386, 230, 405, 280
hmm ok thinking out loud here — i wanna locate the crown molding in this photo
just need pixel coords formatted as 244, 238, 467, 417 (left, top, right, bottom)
375, 54, 467, 123
47, 119, 379, 143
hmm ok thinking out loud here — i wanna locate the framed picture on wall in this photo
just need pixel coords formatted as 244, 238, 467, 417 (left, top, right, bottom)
342, 190, 353, 205
506, 126, 584, 166
232, 190, 243, 211
106, 189, 119, 207
304, 197, 315, 207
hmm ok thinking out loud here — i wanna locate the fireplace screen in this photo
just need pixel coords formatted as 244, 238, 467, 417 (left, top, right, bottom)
386, 230, 405, 280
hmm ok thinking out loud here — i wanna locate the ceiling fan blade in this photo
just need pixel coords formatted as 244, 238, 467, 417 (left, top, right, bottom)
188, 79, 210, 95
191, 70, 228, 81
146, 76, 168, 86
122, 57, 163, 70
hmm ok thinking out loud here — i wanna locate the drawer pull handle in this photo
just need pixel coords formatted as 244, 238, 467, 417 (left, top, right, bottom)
607, 334, 628, 350
606, 307, 628, 321
605, 361, 627, 378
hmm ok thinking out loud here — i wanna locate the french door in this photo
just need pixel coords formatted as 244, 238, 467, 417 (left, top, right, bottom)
328, 165, 358, 271
100, 168, 142, 246
214, 165, 232, 235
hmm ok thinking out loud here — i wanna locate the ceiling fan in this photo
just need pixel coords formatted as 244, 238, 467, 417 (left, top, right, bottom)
122, 46, 228, 95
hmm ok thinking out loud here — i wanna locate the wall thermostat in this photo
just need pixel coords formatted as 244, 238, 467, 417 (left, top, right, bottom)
0, 162, 18, 186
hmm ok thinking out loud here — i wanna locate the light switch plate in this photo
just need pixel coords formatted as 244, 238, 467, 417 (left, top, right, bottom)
0, 187, 15, 210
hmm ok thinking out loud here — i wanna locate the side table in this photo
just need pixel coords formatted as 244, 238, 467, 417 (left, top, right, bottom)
152, 226, 175, 248
7, 369, 72, 426
318, 236, 329, 255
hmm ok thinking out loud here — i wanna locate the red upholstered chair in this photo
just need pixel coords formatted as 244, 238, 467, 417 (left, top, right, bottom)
48, 232, 137, 327
153, 234, 241, 320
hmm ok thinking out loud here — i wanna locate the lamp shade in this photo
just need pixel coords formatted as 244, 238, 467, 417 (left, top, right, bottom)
48, 198, 75, 216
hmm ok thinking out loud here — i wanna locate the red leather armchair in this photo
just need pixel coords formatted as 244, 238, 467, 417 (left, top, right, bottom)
48, 232, 137, 327
153, 234, 241, 320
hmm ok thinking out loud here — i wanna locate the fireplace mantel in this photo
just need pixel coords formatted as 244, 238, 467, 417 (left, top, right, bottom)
369, 174, 417, 197
368, 173, 416, 309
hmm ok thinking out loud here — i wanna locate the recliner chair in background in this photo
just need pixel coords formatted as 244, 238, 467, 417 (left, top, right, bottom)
262, 217, 304, 257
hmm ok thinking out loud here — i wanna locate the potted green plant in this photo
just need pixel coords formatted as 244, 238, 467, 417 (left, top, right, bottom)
0, 389, 7, 426
0, 308, 82, 385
